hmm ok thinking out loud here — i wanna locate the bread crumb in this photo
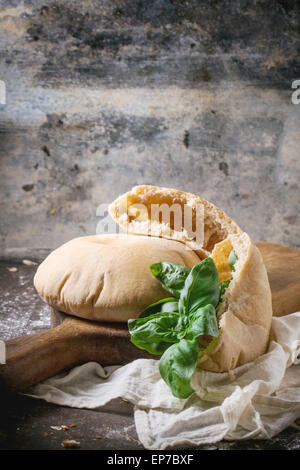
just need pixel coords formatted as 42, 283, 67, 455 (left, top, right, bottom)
50, 425, 69, 431
7, 267, 18, 272
61, 440, 80, 448
22, 259, 38, 266
95, 435, 102, 439
70, 424, 76, 428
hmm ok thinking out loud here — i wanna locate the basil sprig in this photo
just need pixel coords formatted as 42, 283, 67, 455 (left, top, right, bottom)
128, 252, 237, 399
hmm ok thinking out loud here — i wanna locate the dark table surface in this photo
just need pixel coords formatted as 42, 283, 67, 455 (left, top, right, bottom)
0, 259, 299, 451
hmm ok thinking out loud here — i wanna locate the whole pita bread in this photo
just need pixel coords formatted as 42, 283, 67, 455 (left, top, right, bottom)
109, 185, 273, 372
34, 234, 200, 322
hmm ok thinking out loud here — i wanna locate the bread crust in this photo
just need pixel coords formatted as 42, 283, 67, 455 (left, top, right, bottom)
109, 185, 273, 372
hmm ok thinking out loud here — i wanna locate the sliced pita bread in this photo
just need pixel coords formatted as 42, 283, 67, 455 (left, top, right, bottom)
109, 185, 273, 372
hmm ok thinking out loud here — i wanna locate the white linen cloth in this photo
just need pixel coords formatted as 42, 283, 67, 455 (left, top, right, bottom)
25, 312, 300, 449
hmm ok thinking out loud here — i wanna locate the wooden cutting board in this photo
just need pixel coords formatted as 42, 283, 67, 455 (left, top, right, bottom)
256, 242, 300, 317
0, 242, 299, 392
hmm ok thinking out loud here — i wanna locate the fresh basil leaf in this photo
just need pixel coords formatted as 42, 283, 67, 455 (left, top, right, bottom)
229, 250, 238, 272
185, 304, 219, 340
128, 311, 180, 338
159, 338, 199, 399
141, 342, 172, 355
178, 258, 219, 316
128, 312, 181, 355
139, 297, 178, 319
150, 262, 191, 298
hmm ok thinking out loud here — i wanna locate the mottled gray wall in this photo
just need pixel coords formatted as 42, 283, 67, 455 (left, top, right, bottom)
0, 0, 299, 259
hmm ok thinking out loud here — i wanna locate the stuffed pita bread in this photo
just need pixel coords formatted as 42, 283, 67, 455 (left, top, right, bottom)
109, 185, 272, 375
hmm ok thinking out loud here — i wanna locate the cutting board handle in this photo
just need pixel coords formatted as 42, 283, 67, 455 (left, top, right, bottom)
0, 317, 142, 392
0, 319, 87, 391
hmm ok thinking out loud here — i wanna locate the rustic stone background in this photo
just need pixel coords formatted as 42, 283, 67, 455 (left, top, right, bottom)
0, 0, 299, 259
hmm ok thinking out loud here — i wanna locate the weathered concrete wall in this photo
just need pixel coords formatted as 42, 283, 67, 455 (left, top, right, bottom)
0, 0, 299, 259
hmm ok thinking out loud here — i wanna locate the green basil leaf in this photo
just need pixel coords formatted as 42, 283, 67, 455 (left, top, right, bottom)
128, 312, 181, 355
229, 250, 238, 272
178, 258, 219, 316
185, 304, 219, 339
159, 338, 199, 399
150, 262, 191, 298
139, 297, 178, 319
142, 342, 172, 355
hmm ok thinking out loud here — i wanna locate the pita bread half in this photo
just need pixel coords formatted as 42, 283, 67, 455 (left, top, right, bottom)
109, 185, 273, 372
34, 234, 200, 322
